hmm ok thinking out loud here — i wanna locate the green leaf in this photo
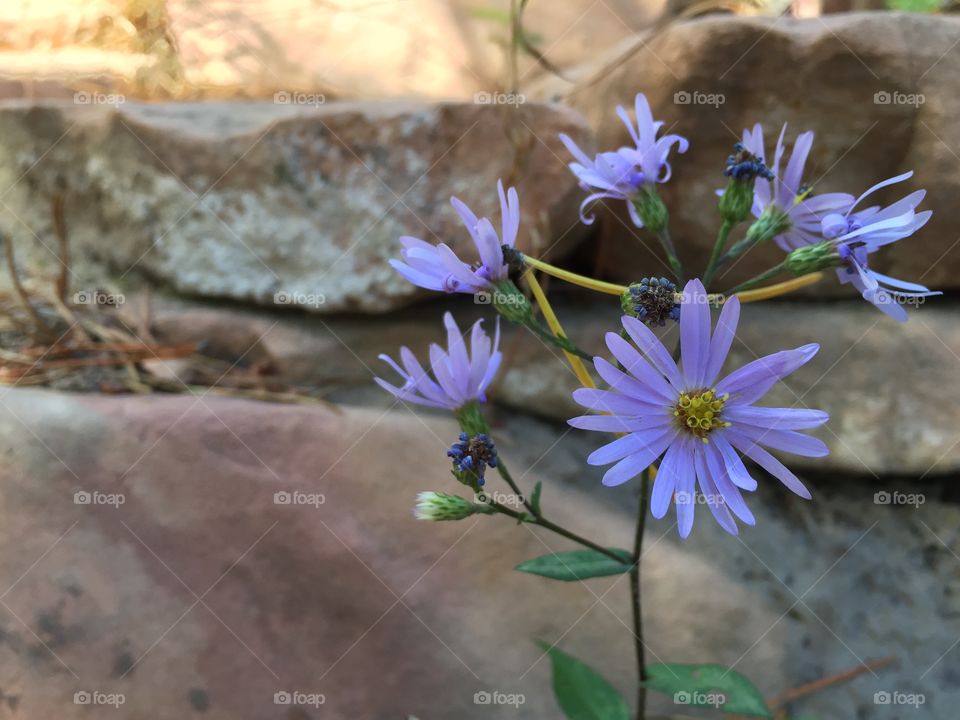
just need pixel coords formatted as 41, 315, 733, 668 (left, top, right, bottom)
530, 481, 543, 517
514, 549, 633, 581
537, 642, 630, 720
643, 663, 772, 717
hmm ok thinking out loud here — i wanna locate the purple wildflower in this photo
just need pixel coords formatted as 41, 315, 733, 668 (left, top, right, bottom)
569, 279, 829, 538
559, 93, 688, 226
819, 171, 938, 322
617, 93, 689, 187
390, 180, 520, 294
374, 312, 502, 410
739, 124, 854, 251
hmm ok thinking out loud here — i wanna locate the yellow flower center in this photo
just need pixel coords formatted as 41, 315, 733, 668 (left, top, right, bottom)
674, 389, 730, 442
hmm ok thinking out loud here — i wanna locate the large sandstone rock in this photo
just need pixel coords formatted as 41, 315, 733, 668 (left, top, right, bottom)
140, 290, 960, 477
0, 0, 662, 102
542, 13, 960, 292
0, 389, 955, 718
0, 99, 589, 313
166, 0, 480, 100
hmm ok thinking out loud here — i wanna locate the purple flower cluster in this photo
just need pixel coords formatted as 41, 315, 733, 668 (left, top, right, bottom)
739, 124, 938, 321
376, 91, 941, 540
570, 280, 828, 538
560, 93, 688, 226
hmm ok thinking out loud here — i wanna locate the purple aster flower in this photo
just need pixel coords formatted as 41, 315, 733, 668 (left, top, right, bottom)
819, 171, 938, 322
617, 93, 689, 185
739, 123, 854, 251
568, 279, 829, 538
390, 180, 520, 294
559, 93, 688, 227
374, 312, 502, 410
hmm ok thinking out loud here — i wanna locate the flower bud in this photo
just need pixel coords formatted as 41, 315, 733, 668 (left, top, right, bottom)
717, 144, 772, 224
784, 241, 842, 276
718, 143, 772, 225
718, 179, 755, 225
631, 186, 669, 234
745, 205, 792, 248
491, 279, 533, 325
414, 491, 491, 521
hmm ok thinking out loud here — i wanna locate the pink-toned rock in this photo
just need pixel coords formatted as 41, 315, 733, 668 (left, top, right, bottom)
0, 389, 807, 718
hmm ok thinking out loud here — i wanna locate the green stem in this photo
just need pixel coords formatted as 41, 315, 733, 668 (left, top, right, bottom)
524, 318, 593, 360
656, 228, 684, 283
703, 219, 735, 288
496, 460, 537, 517
488, 502, 625, 563
631, 467, 651, 720
724, 261, 788, 295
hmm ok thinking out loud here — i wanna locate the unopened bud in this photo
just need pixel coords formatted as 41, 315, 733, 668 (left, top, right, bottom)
631, 186, 669, 234
784, 241, 842, 276
414, 491, 491, 521
491, 279, 533, 324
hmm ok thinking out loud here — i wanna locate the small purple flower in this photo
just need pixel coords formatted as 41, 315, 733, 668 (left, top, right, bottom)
560, 93, 688, 226
617, 93, 689, 185
820, 171, 938, 322
569, 279, 829, 538
374, 312, 502, 410
739, 123, 854, 251
390, 180, 520, 294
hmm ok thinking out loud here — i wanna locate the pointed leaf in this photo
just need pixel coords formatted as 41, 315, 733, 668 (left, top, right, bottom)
530, 481, 543, 517
644, 663, 772, 717
538, 642, 630, 720
515, 549, 633, 581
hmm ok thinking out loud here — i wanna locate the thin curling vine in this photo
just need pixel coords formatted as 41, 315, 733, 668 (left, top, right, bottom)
376, 92, 939, 719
